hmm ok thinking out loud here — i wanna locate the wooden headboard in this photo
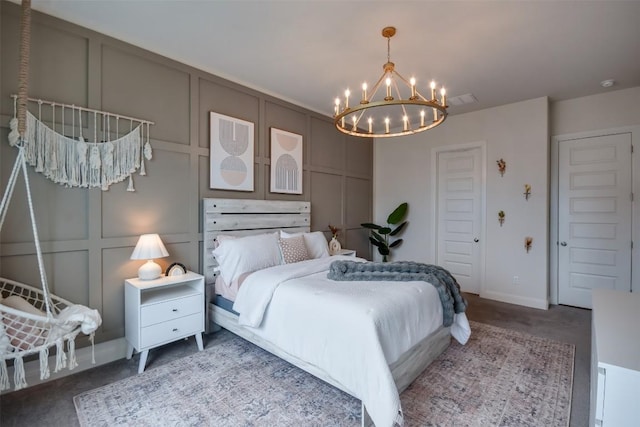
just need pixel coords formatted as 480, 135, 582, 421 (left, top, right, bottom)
202, 198, 311, 286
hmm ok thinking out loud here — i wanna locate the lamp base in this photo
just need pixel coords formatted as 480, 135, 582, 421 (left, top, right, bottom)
138, 260, 162, 280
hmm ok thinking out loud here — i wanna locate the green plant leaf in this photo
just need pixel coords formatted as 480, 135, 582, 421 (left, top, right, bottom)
387, 202, 408, 225
389, 238, 403, 248
378, 246, 390, 256
361, 222, 382, 230
369, 237, 383, 248
371, 231, 386, 244
389, 221, 407, 236
378, 227, 392, 235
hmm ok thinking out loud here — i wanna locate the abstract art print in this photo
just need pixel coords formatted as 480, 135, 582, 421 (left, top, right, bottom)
270, 128, 302, 194
210, 112, 254, 191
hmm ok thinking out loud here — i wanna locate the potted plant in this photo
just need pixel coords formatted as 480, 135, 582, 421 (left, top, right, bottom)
361, 202, 408, 262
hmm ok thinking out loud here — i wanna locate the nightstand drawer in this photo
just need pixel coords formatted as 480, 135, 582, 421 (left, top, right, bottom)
140, 313, 203, 349
141, 294, 201, 327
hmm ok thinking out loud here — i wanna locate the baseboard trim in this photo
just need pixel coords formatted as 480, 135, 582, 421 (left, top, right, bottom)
480, 290, 549, 310
1, 337, 128, 395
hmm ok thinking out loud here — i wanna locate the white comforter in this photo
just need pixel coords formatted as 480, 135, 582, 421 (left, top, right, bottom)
233, 256, 470, 427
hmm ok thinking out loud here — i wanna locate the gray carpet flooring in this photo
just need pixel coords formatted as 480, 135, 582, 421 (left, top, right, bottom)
0, 293, 591, 427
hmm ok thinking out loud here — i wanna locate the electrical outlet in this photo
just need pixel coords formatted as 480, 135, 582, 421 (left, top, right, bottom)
512, 276, 519, 285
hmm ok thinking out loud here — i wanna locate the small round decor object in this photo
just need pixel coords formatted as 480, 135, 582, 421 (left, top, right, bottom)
165, 262, 187, 277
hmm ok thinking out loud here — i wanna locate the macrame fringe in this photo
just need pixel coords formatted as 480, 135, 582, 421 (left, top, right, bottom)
39, 346, 50, 380
0, 359, 10, 391
21, 111, 144, 191
90, 332, 96, 364
54, 338, 66, 373
13, 356, 27, 391
67, 338, 78, 370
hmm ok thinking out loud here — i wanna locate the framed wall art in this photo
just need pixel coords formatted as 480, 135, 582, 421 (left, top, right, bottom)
210, 112, 254, 191
270, 127, 302, 194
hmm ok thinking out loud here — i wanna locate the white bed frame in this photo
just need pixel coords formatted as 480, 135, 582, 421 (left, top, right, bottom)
202, 198, 451, 426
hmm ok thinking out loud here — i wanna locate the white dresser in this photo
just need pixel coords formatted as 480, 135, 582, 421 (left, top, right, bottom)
125, 271, 205, 373
590, 289, 640, 427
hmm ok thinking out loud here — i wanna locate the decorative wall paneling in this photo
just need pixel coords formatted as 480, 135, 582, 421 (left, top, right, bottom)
0, 1, 372, 345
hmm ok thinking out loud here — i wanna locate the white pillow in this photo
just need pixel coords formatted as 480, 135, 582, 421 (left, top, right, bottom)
280, 230, 330, 259
212, 232, 282, 284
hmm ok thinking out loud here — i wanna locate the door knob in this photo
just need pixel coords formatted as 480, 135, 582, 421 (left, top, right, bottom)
473, 238, 479, 243
560, 241, 567, 246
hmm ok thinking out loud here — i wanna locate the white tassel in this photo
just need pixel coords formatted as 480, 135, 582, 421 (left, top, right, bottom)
0, 359, 10, 391
144, 141, 152, 160
13, 356, 27, 390
90, 332, 96, 364
8, 117, 19, 146
39, 347, 50, 380
54, 339, 67, 373
127, 175, 135, 192
67, 338, 78, 370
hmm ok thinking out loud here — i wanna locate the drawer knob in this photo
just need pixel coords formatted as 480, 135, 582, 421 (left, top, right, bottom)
172, 309, 178, 312
172, 328, 178, 332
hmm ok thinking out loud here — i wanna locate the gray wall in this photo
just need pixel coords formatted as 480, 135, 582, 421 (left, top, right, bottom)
0, 1, 373, 343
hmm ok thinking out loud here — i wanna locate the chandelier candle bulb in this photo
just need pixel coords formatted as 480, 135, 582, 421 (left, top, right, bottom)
430, 80, 437, 100
441, 87, 447, 106
433, 107, 438, 122
362, 83, 368, 103
410, 77, 417, 99
420, 110, 425, 127
345, 89, 350, 109
352, 115, 357, 131
334, 98, 340, 116
403, 115, 408, 131
386, 77, 392, 100
385, 117, 390, 134
368, 117, 373, 133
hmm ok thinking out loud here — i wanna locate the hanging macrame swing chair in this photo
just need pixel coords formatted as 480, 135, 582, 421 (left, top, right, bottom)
0, 0, 102, 391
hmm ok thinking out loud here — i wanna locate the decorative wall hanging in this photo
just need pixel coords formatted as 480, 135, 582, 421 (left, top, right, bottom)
497, 158, 506, 176
524, 184, 531, 200
270, 128, 302, 194
498, 210, 505, 226
524, 237, 533, 253
8, 96, 154, 192
209, 112, 254, 191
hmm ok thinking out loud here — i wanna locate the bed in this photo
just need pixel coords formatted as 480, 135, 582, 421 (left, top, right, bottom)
202, 198, 470, 426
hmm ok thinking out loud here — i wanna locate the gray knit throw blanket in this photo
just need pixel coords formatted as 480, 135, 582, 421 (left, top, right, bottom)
327, 261, 467, 327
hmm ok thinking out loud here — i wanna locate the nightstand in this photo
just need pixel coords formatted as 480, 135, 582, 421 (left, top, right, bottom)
125, 271, 204, 373
335, 249, 356, 257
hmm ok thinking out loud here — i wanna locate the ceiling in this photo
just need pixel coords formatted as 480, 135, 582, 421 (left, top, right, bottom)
20, 0, 640, 118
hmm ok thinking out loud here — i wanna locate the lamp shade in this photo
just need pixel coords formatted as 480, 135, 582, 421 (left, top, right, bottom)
130, 234, 169, 260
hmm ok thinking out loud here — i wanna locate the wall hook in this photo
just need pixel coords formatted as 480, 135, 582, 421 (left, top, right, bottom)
525, 236, 533, 253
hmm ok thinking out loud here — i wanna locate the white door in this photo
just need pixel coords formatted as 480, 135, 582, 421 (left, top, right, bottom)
558, 133, 632, 308
436, 147, 483, 293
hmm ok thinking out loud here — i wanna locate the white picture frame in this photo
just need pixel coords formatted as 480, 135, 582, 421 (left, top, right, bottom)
270, 127, 302, 194
210, 112, 254, 191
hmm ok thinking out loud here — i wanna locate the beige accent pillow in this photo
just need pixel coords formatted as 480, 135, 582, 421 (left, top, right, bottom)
279, 235, 310, 264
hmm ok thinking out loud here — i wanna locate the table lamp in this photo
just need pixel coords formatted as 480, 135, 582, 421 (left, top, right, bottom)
131, 233, 169, 280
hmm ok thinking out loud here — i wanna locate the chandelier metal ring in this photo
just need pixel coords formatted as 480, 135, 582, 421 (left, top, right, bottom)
333, 26, 449, 138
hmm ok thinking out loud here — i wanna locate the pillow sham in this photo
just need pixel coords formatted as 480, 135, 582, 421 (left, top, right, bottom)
280, 230, 330, 259
279, 235, 310, 264
212, 232, 281, 284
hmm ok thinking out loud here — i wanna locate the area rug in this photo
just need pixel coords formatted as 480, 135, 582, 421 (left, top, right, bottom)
74, 321, 574, 426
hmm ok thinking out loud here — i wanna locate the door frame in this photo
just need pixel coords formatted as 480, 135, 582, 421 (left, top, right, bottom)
430, 141, 487, 295
550, 125, 640, 305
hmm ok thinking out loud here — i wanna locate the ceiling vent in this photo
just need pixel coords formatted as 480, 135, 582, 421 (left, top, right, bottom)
448, 93, 478, 107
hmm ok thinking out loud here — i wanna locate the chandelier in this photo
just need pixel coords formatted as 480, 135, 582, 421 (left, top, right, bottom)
333, 26, 448, 138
